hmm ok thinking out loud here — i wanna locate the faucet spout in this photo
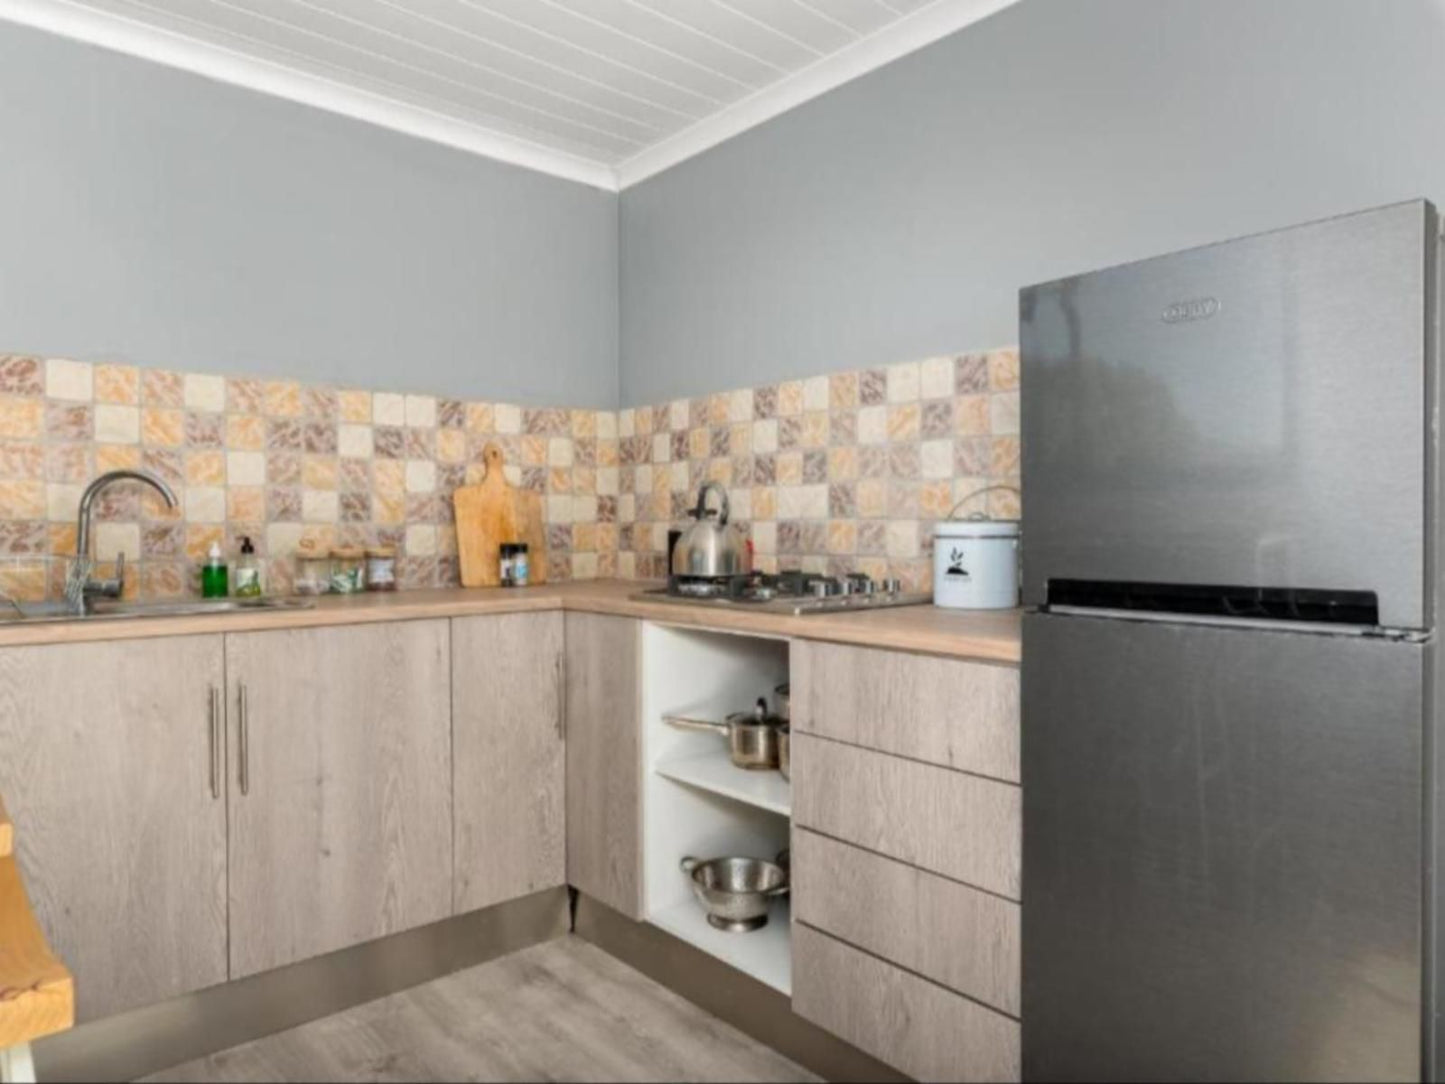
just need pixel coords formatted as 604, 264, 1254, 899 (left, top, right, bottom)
69, 469, 178, 614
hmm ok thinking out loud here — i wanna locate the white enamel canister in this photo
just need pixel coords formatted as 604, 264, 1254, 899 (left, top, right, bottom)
933, 519, 1020, 610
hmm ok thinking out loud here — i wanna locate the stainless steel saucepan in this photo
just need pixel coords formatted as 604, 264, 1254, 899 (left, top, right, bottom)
664, 697, 786, 770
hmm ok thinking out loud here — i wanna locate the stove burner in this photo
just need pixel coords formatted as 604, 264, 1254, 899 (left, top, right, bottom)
647, 570, 927, 615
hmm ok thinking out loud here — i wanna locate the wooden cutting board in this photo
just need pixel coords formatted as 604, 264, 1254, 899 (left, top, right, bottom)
453, 442, 547, 587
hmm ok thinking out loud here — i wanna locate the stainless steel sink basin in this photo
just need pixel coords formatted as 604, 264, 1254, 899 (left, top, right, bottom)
0, 596, 316, 624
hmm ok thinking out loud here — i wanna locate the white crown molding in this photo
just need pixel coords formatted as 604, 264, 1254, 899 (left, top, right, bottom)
0, 0, 621, 191
614, 0, 1020, 190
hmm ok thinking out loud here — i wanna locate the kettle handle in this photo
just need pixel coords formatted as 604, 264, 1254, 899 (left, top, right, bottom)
691, 481, 730, 526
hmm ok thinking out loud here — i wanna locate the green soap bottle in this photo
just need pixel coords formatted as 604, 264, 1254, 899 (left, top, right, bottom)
201, 540, 229, 598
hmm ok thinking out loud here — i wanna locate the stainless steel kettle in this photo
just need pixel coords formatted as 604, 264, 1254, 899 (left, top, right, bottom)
671, 481, 751, 578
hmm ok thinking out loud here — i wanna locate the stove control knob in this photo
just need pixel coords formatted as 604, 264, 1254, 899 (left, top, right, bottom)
810, 580, 831, 599
881, 578, 902, 595
847, 573, 875, 595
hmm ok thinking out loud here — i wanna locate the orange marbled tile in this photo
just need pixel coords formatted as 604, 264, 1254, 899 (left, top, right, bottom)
547, 468, 570, 493
827, 520, 858, 554
571, 410, 596, 439
140, 562, 186, 600
0, 561, 47, 602
729, 423, 752, 456
0, 481, 46, 518
142, 369, 184, 407
777, 382, 804, 417
991, 436, 1021, 476
227, 486, 265, 522
142, 486, 182, 520
595, 524, 617, 551
522, 436, 547, 467
264, 381, 303, 417
337, 390, 372, 423
572, 467, 596, 495
374, 494, 405, 526
299, 525, 337, 552
707, 395, 728, 427
829, 372, 859, 410
96, 444, 142, 471
752, 487, 778, 520
856, 478, 887, 518
573, 523, 598, 552
95, 364, 140, 404
226, 414, 266, 450
47, 523, 77, 557
886, 403, 920, 442
989, 484, 1021, 520
372, 459, 405, 495
954, 395, 990, 436
707, 458, 732, 485
142, 408, 185, 447
303, 456, 338, 490
437, 428, 467, 463
0, 396, 43, 440
827, 446, 858, 481
776, 452, 803, 486
687, 429, 709, 460
801, 412, 829, 448
185, 450, 226, 486
988, 348, 1020, 391
465, 403, 494, 434
920, 480, 954, 518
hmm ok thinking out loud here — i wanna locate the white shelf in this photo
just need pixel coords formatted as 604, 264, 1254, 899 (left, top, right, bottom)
655, 750, 791, 817
650, 899, 792, 996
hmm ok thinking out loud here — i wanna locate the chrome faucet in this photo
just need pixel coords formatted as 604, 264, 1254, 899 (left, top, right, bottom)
67, 469, 178, 614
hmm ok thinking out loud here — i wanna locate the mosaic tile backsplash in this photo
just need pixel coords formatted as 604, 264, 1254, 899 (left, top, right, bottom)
614, 348, 1021, 592
0, 347, 1019, 600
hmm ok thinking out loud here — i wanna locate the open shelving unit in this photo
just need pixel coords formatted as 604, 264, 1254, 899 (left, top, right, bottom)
641, 623, 792, 995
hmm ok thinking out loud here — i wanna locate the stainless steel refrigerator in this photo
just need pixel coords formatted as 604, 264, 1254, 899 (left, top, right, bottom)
1020, 200, 1443, 1082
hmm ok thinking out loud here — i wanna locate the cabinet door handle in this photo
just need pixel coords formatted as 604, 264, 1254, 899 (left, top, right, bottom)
238, 683, 250, 797
208, 685, 221, 800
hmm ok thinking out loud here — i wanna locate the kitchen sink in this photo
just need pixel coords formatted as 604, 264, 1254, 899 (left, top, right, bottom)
0, 596, 316, 624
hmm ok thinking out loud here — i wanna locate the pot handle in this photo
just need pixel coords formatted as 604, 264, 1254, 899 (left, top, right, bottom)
691, 481, 730, 526
663, 713, 728, 733
679, 856, 700, 874
763, 881, 790, 899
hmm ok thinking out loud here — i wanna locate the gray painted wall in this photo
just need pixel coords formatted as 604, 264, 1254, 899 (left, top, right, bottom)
0, 21, 619, 408
620, 0, 1445, 406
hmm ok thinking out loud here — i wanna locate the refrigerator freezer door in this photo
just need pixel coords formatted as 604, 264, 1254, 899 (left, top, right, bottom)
1023, 612, 1424, 1082
1020, 201, 1431, 629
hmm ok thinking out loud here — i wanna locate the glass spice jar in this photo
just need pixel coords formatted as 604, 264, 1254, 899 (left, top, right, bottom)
366, 547, 397, 591
295, 543, 331, 595
330, 547, 366, 594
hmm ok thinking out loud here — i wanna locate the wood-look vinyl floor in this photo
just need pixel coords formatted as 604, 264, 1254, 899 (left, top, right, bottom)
141, 936, 819, 1083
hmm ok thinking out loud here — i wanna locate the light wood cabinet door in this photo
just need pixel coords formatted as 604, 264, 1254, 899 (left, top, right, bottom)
225, 620, 453, 979
564, 612, 642, 919
0, 636, 227, 1022
452, 612, 566, 913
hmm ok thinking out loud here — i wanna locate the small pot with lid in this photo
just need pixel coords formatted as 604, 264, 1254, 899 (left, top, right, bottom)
672, 481, 751, 579
665, 697, 787, 770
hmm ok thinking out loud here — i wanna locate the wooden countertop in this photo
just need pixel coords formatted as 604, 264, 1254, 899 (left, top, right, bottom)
0, 792, 74, 1051
0, 581, 1021, 664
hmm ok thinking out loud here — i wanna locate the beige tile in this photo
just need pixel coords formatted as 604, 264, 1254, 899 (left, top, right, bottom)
369, 391, 403, 426
226, 451, 266, 487
405, 394, 437, 428
495, 403, 522, 434
990, 391, 1020, 436
95, 364, 139, 404
46, 358, 93, 401
337, 423, 374, 459
302, 490, 339, 523
856, 405, 887, 445
94, 521, 140, 563
186, 486, 226, 524
405, 460, 436, 494
919, 356, 954, 399
94, 404, 140, 444
545, 494, 573, 524
406, 523, 438, 556
802, 376, 830, 412
46, 482, 82, 522
887, 362, 920, 403
548, 438, 574, 467
886, 520, 919, 558
338, 390, 372, 423
921, 439, 954, 479
753, 418, 778, 454
183, 373, 227, 412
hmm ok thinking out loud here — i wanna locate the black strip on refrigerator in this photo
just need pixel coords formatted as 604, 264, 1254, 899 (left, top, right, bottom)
1046, 579, 1379, 625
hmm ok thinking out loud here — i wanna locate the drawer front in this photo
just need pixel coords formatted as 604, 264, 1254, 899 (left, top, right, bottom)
794, 828, 1019, 1016
792, 640, 1019, 782
793, 733, 1021, 899
793, 923, 1020, 1083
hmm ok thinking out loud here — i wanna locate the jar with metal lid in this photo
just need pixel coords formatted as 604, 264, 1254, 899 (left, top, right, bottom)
295, 543, 331, 595
330, 547, 366, 594
366, 547, 397, 592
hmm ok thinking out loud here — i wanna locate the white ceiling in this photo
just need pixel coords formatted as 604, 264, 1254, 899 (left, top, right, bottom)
0, 0, 1016, 189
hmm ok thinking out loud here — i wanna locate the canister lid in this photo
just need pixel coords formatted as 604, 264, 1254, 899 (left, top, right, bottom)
934, 519, 1020, 540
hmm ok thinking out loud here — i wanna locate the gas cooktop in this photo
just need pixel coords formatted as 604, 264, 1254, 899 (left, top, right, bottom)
630, 571, 930, 616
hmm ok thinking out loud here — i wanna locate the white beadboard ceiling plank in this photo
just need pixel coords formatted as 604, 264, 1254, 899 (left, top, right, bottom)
786, 0, 894, 37
119, 0, 651, 151
404, 0, 720, 118
221, 0, 666, 139
466, 0, 753, 102
74, 0, 644, 157
711, 0, 857, 55
556, 0, 781, 87
626, 0, 820, 70
271, 0, 698, 129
